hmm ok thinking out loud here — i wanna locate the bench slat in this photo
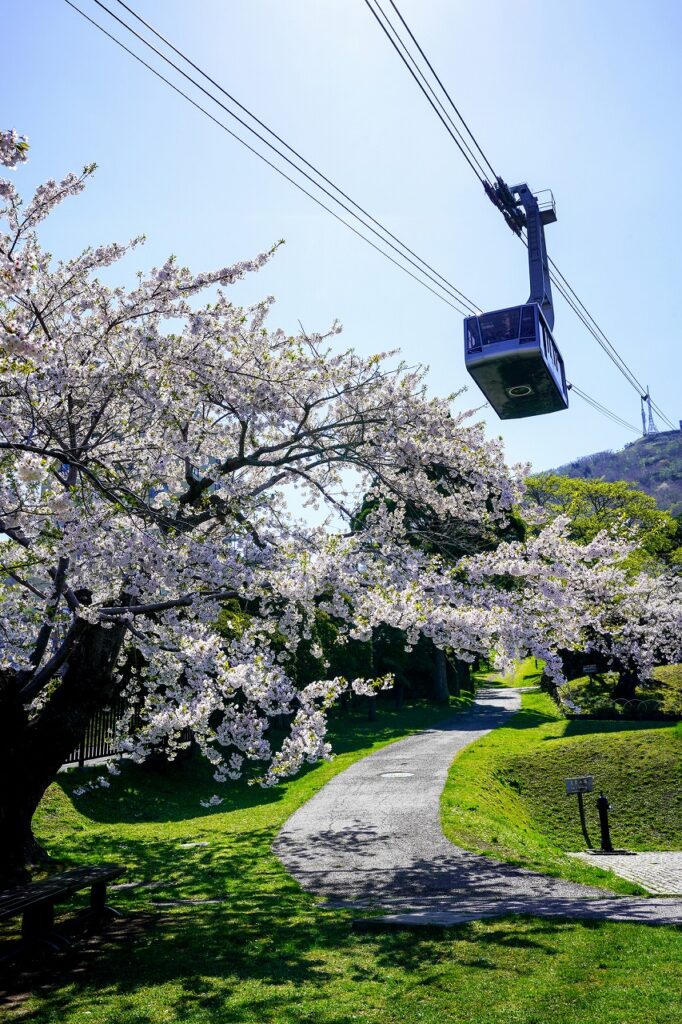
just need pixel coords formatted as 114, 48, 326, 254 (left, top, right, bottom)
0, 865, 124, 922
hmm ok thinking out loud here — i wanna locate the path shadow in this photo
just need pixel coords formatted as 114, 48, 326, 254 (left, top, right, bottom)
276, 819, 596, 905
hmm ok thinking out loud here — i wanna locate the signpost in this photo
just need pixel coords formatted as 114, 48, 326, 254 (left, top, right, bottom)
596, 792, 614, 852
565, 775, 594, 847
583, 664, 598, 675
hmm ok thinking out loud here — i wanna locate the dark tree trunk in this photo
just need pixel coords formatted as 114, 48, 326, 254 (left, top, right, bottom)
446, 656, 460, 697
453, 658, 471, 694
611, 668, 639, 701
0, 674, 46, 879
432, 648, 450, 703
367, 695, 377, 722
0, 620, 128, 882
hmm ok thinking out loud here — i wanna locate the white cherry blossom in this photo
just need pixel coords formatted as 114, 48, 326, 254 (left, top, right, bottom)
1, 131, 679, 870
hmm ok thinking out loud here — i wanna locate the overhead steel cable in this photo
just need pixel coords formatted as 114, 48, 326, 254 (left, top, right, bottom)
516, 230, 676, 427
63, 2, 639, 439
547, 255, 677, 429
363, 0, 493, 185
372, 0, 677, 432
384, 0, 498, 182
553, 272, 674, 430
108, 0, 481, 315
574, 393, 639, 435
569, 385, 640, 435
63, 0, 471, 315
65, 0, 481, 318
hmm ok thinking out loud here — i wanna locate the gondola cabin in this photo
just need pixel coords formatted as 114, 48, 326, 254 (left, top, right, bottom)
464, 302, 568, 419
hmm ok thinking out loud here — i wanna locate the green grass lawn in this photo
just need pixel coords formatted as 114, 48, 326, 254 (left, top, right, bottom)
442, 690, 682, 892
473, 657, 543, 689
5, 692, 682, 1023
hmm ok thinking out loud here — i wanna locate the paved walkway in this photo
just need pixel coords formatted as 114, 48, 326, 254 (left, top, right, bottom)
275, 687, 682, 927
569, 851, 682, 895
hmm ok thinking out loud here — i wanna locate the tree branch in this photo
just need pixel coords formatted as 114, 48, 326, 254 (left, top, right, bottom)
99, 589, 239, 618
19, 617, 86, 704
19, 557, 69, 681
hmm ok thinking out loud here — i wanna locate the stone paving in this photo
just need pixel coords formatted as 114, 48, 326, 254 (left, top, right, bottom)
569, 851, 682, 895
275, 687, 682, 928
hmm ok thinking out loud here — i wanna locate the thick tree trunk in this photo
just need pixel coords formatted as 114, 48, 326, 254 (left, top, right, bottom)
432, 648, 450, 703
0, 620, 128, 882
0, 675, 47, 880
610, 668, 639, 702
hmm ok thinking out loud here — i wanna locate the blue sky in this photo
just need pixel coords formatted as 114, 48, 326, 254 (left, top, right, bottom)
5, 0, 681, 472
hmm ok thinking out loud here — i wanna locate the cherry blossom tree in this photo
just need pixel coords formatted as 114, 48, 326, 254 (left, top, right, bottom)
1, 131, 679, 875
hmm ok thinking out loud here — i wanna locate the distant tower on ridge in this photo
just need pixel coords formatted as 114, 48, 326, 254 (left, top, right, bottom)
640, 387, 658, 436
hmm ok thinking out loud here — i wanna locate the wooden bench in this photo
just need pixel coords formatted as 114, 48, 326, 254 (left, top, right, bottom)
0, 864, 124, 958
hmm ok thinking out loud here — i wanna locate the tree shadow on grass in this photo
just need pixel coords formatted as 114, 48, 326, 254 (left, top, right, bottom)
0, 896, 591, 1024
1, 831, 352, 1021
2, 794, 590, 1024
57, 756, 287, 826
548, 718, 672, 741
11, 694, 651, 1022
499, 708, 559, 731
356, 918, 569, 973
56, 699, 461, 827
3, 827, 678, 1024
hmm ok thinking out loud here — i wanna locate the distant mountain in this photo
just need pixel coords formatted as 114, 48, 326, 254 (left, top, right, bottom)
551, 429, 682, 516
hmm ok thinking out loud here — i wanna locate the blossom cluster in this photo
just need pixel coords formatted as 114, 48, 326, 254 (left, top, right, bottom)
2, 130, 680, 795
0, 129, 28, 169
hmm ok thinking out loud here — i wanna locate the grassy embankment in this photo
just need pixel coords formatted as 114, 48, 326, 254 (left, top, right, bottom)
442, 687, 682, 892
565, 664, 682, 717
4, 689, 682, 1023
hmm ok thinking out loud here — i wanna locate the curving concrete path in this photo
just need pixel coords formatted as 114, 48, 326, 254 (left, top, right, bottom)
275, 687, 682, 927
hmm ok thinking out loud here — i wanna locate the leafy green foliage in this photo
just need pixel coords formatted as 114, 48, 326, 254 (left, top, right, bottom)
525, 473, 680, 567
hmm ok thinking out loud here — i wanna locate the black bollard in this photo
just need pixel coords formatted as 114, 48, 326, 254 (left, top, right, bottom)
596, 791, 613, 852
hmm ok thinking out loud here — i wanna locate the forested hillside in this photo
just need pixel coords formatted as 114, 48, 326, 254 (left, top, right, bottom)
552, 429, 682, 515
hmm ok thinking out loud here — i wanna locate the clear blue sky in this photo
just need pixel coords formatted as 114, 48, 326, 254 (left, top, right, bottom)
5, 0, 681, 471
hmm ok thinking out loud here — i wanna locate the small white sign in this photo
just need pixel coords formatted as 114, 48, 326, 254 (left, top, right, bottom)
583, 664, 598, 674
565, 775, 594, 795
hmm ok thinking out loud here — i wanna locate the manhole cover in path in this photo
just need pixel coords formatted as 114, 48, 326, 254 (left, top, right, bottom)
380, 771, 414, 778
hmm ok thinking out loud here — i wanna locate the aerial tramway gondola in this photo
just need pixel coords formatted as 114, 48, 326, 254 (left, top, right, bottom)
464, 181, 569, 419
